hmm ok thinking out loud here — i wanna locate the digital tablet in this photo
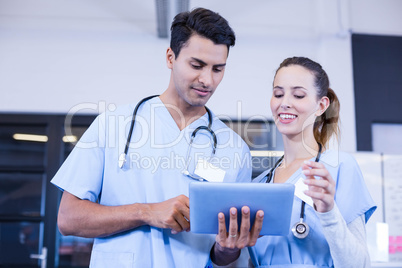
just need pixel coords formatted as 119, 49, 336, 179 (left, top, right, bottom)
189, 182, 295, 236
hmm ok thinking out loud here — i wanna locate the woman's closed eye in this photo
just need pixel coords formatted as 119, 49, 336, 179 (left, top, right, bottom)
294, 95, 305, 99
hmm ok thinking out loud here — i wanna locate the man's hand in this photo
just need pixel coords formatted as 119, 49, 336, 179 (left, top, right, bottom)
145, 195, 190, 234
211, 206, 264, 266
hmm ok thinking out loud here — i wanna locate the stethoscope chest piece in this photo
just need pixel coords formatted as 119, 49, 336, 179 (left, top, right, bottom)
292, 218, 310, 239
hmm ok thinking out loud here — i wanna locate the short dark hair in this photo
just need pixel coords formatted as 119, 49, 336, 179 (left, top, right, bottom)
170, 7, 236, 58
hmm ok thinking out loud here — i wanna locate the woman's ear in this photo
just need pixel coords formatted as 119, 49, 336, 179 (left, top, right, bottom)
316, 96, 330, 116
166, 48, 175, 69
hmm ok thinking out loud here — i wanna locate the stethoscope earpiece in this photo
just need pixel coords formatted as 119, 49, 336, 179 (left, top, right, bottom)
291, 219, 310, 239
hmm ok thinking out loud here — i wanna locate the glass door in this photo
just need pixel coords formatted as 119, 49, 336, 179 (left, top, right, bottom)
0, 114, 96, 268
0, 124, 48, 267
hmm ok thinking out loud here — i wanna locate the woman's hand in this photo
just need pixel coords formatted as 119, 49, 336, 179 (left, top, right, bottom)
302, 161, 336, 213
211, 206, 264, 266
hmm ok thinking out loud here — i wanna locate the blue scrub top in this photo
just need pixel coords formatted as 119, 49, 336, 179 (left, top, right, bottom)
251, 150, 376, 268
51, 97, 252, 268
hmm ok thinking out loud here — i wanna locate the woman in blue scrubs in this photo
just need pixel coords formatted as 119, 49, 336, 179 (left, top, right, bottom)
211, 57, 376, 267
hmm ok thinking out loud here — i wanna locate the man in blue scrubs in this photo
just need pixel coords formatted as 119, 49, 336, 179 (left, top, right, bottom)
51, 7, 252, 267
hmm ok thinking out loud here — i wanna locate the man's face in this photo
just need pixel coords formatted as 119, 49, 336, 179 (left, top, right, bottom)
167, 34, 228, 108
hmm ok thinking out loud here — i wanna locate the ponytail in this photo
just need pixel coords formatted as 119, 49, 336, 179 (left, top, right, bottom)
313, 88, 340, 147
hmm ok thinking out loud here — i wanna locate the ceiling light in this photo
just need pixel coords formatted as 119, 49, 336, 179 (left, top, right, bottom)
13, 133, 78, 143
62, 135, 78, 143
13, 133, 48, 143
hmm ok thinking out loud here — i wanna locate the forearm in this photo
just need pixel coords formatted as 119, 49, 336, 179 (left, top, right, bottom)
317, 203, 371, 268
58, 191, 150, 238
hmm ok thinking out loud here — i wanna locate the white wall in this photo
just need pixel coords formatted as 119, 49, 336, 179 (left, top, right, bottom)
1, 0, 402, 151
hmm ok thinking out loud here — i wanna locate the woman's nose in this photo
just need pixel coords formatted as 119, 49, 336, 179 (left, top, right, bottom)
280, 95, 291, 109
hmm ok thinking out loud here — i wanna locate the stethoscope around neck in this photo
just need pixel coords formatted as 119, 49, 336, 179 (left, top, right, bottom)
118, 95, 217, 178
265, 143, 322, 239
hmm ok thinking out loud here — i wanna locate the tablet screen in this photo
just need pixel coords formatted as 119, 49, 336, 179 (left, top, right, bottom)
189, 182, 295, 236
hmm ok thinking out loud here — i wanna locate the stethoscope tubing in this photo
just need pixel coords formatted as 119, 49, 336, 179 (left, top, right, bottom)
265, 143, 322, 233
249, 144, 322, 267
119, 95, 216, 169
124, 95, 160, 156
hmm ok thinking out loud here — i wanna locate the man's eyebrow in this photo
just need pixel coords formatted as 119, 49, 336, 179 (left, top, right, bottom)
191, 57, 226, 67
214, 63, 227, 68
191, 57, 207, 65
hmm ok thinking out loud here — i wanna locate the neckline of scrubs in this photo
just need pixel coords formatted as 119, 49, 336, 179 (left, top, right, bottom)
152, 97, 212, 134
273, 151, 328, 184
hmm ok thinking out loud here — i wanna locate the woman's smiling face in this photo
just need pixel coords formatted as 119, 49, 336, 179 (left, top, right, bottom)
270, 64, 324, 137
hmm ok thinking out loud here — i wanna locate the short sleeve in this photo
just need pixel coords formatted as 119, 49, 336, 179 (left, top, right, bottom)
333, 152, 377, 224
51, 113, 106, 202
